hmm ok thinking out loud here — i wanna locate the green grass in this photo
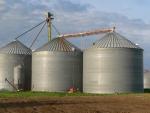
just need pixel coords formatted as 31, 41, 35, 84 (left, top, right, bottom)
0, 89, 149, 98
0, 91, 101, 98
144, 89, 150, 93
0, 91, 126, 98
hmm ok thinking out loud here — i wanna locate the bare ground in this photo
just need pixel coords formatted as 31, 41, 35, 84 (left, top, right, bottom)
0, 94, 150, 113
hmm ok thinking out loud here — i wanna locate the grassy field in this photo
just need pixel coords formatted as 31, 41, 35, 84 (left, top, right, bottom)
0, 89, 149, 98
0, 91, 113, 98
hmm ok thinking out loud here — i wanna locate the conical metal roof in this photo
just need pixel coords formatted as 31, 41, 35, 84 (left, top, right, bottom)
0, 40, 31, 55
35, 38, 81, 52
92, 32, 142, 49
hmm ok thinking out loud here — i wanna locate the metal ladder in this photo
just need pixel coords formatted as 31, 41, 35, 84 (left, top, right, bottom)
5, 78, 19, 91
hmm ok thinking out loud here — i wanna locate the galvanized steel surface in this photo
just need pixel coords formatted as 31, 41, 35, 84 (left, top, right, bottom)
0, 40, 31, 91
0, 40, 31, 55
92, 32, 142, 49
32, 38, 82, 92
35, 38, 81, 52
83, 32, 143, 93
144, 70, 150, 89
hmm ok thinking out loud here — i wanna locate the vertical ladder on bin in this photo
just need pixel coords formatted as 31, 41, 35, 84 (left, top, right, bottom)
5, 78, 19, 91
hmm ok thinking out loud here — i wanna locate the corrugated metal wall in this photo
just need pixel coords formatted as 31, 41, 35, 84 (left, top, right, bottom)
83, 32, 143, 93
0, 40, 31, 91
144, 70, 150, 89
32, 38, 83, 92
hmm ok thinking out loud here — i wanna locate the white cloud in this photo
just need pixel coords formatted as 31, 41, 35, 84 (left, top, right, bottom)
1, 0, 150, 44
0, 0, 5, 5
0, 0, 150, 68
0, 0, 6, 11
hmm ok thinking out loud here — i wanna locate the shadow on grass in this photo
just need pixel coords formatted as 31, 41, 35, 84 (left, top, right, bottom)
144, 89, 150, 93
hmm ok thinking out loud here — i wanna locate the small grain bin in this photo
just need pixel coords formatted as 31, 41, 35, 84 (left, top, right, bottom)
83, 32, 143, 93
0, 40, 32, 91
32, 38, 82, 92
144, 70, 150, 89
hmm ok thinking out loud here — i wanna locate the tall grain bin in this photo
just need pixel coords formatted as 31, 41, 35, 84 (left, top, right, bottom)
0, 40, 31, 91
83, 32, 143, 93
144, 70, 150, 89
32, 38, 82, 92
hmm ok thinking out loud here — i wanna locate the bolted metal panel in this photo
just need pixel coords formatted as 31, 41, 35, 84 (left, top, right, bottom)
0, 40, 31, 55
32, 38, 83, 92
35, 38, 81, 52
0, 40, 31, 91
144, 70, 150, 89
14, 65, 24, 89
92, 32, 142, 49
83, 32, 143, 94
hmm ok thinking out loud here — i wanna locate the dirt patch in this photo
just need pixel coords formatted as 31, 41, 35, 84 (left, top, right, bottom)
0, 94, 150, 113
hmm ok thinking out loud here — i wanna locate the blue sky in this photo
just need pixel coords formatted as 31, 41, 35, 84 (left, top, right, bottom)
0, 0, 150, 69
78, 0, 150, 23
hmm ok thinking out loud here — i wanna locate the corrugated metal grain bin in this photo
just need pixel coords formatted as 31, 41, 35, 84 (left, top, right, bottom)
83, 32, 143, 94
32, 38, 82, 92
144, 70, 150, 89
0, 40, 32, 91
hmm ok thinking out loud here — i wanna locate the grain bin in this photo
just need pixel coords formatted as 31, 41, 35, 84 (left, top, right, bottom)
32, 38, 82, 92
144, 70, 150, 89
0, 40, 31, 91
83, 32, 143, 94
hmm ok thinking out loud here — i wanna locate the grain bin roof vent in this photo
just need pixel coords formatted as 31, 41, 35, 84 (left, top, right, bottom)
35, 38, 81, 52
93, 32, 142, 49
0, 40, 31, 55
